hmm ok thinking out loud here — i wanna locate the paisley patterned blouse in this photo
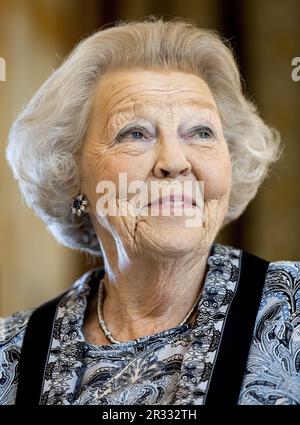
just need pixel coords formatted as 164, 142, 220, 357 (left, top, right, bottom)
0, 243, 299, 405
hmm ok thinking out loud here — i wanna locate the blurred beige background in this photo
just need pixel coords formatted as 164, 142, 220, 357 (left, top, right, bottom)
0, 0, 299, 316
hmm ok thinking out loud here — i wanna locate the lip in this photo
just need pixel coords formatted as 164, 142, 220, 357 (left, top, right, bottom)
148, 194, 197, 207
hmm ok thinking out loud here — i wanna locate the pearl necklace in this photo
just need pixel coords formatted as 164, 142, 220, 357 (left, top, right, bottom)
97, 277, 202, 344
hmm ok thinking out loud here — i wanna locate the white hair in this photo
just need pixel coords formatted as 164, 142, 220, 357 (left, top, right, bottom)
6, 16, 281, 256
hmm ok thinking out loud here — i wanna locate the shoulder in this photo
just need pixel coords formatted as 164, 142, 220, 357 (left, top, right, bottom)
0, 308, 34, 345
0, 269, 98, 405
239, 260, 300, 405
0, 267, 98, 350
0, 308, 34, 405
261, 260, 300, 323
266, 259, 300, 281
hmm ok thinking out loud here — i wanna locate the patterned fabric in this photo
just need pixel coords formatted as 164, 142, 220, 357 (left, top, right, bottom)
0, 244, 299, 405
0, 309, 33, 404
238, 261, 300, 405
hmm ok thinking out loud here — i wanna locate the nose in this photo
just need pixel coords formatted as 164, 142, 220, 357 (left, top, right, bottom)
153, 140, 192, 178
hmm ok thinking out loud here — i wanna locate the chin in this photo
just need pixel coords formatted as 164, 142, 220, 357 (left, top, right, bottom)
136, 224, 206, 258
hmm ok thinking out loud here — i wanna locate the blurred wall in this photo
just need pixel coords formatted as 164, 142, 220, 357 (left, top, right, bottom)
0, 0, 103, 316
0, 0, 299, 316
240, 0, 300, 260
217, 0, 300, 261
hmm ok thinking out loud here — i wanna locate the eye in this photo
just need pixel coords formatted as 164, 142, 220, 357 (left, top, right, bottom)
196, 130, 212, 139
116, 126, 150, 142
189, 125, 215, 140
130, 131, 145, 140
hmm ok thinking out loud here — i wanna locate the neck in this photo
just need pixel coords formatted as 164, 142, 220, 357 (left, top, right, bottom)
99, 246, 210, 342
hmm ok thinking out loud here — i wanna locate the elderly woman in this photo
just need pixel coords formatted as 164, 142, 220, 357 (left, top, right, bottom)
1, 17, 299, 406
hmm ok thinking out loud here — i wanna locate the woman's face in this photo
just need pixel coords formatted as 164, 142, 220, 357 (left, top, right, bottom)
80, 69, 232, 259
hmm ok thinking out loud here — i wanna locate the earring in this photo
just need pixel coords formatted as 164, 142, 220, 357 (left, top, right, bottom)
71, 193, 88, 217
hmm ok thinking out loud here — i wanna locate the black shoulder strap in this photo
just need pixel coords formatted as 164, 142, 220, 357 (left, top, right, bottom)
204, 250, 270, 406
15, 291, 68, 406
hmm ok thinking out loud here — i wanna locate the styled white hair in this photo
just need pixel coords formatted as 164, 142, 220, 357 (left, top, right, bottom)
6, 16, 281, 256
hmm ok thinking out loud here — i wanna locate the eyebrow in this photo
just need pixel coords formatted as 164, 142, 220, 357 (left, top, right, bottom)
184, 99, 219, 116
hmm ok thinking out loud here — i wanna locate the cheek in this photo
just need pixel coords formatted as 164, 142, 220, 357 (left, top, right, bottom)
195, 152, 232, 200
79, 144, 113, 213
81, 145, 153, 207
80, 151, 107, 195
103, 154, 150, 189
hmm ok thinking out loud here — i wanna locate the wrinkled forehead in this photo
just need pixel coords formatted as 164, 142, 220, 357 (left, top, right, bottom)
92, 69, 220, 122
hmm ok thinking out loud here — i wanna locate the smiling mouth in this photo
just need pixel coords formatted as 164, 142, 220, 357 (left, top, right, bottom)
147, 201, 197, 211
147, 196, 197, 208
